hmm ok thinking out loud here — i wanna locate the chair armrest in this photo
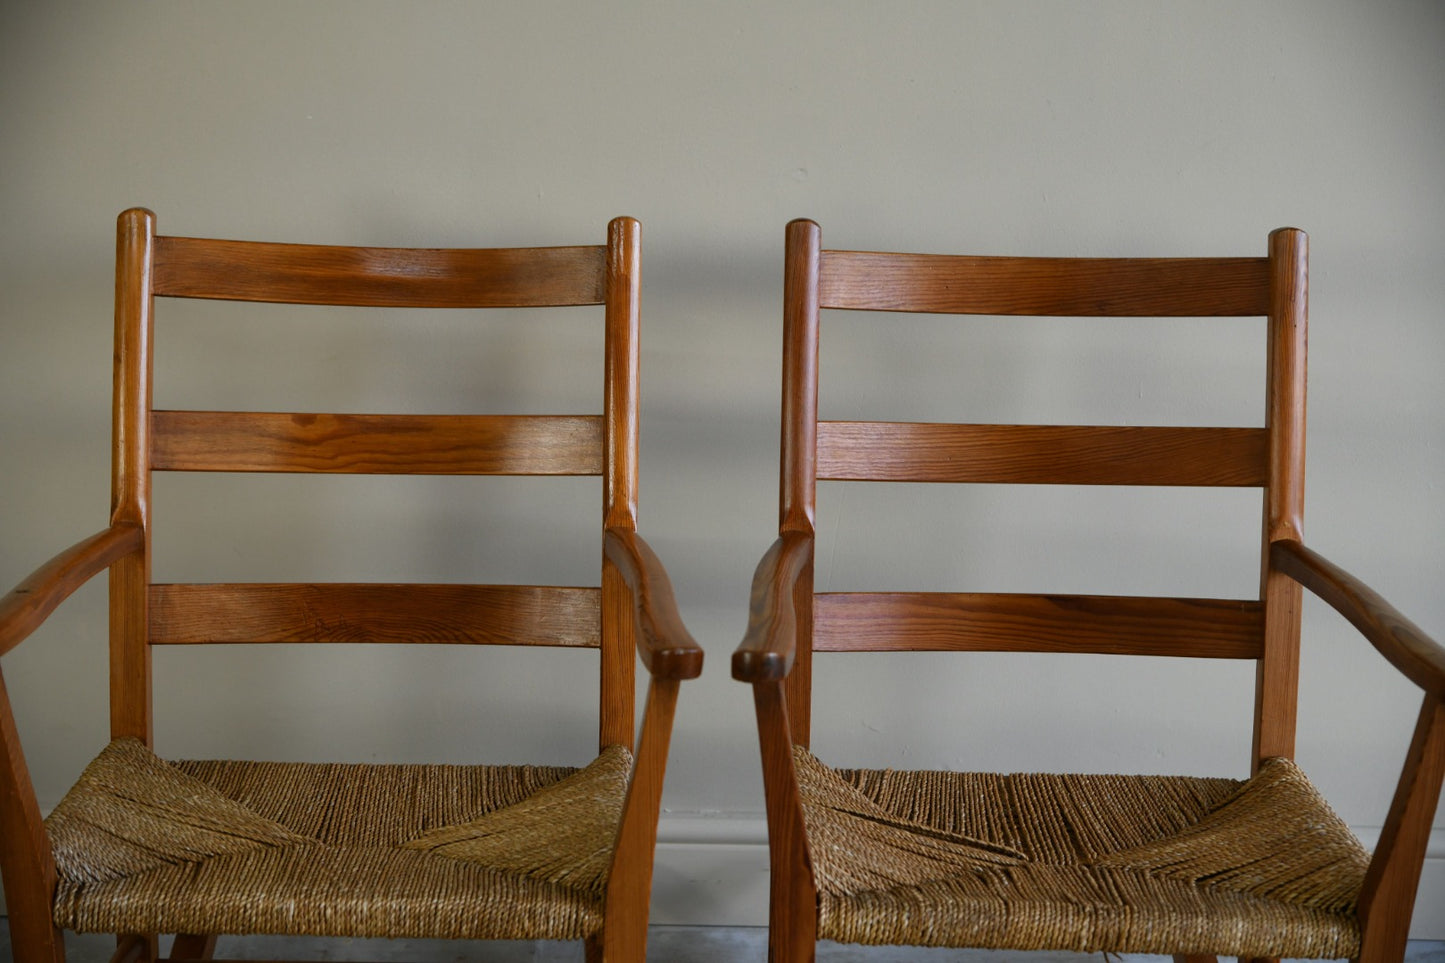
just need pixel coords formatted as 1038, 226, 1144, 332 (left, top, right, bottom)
1271, 539, 1445, 697
0, 523, 143, 658
732, 533, 814, 683
602, 528, 703, 680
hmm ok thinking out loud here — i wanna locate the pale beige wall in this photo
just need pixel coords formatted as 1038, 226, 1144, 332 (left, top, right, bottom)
2, 0, 1443, 926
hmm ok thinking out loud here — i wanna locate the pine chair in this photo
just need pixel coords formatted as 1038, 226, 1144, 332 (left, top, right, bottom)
734, 219, 1445, 963
0, 208, 702, 962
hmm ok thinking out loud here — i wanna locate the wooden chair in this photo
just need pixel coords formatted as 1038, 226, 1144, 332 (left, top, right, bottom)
734, 219, 1445, 963
0, 208, 702, 962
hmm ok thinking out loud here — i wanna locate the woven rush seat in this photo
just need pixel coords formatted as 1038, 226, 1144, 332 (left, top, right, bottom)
45, 738, 632, 941
796, 746, 1369, 958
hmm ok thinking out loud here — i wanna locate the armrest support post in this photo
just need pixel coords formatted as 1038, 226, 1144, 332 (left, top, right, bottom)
0, 668, 66, 962
753, 679, 817, 957
602, 675, 681, 959
1357, 693, 1445, 962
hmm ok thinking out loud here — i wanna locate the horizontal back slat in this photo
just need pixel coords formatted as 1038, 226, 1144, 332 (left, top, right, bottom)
151, 411, 604, 475
814, 592, 1264, 658
819, 251, 1271, 316
150, 583, 601, 646
817, 422, 1268, 486
153, 236, 607, 307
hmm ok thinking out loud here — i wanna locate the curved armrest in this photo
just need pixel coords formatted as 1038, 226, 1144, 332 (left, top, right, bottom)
732, 533, 814, 683
602, 528, 703, 680
1271, 539, 1445, 697
0, 523, 143, 658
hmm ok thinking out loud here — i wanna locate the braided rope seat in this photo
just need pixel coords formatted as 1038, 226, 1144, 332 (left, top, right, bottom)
795, 746, 1369, 959
45, 738, 632, 941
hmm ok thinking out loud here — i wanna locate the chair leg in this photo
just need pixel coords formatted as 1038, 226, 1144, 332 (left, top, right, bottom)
1173, 956, 1217, 963
585, 932, 604, 963
109, 935, 157, 963
4, 909, 64, 963
169, 934, 218, 959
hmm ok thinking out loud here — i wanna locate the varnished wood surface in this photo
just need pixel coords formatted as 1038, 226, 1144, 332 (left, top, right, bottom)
112, 207, 156, 747
602, 216, 641, 532
1272, 540, 1445, 697
151, 411, 604, 475
0, 523, 142, 657
0, 668, 65, 962
753, 680, 818, 963
148, 583, 602, 647
602, 529, 704, 680
733, 534, 815, 683
813, 591, 1264, 658
819, 250, 1271, 316
817, 422, 1268, 486
779, 219, 823, 749
153, 235, 607, 307
599, 216, 644, 751
1254, 227, 1309, 766
601, 678, 681, 959
1357, 694, 1445, 963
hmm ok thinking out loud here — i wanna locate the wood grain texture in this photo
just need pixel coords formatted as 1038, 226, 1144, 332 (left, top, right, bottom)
1272, 541, 1445, 698
819, 250, 1271, 316
602, 216, 641, 531
817, 422, 1268, 486
1254, 227, 1309, 766
753, 680, 818, 963
814, 592, 1264, 657
0, 523, 142, 657
782, 220, 822, 535
153, 235, 606, 307
112, 207, 156, 746
148, 583, 602, 647
601, 677, 680, 960
150, 410, 604, 475
781, 219, 823, 749
733, 534, 814, 683
1357, 694, 1445, 963
602, 529, 704, 680
599, 216, 643, 750
0, 667, 66, 962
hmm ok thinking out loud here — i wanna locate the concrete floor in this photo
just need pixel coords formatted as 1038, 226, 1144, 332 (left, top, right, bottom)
2, 925, 1443, 963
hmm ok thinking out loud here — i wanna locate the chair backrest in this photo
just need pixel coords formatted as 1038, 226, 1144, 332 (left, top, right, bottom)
109, 208, 643, 752
779, 218, 1307, 771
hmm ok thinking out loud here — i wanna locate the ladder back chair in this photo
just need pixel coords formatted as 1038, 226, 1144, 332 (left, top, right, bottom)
734, 219, 1445, 963
0, 208, 702, 963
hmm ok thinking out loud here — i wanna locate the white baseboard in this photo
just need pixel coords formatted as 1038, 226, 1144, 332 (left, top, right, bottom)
4, 816, 1441, 939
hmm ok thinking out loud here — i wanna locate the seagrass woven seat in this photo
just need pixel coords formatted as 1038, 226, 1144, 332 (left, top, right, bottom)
46, 738, 630, 941
801, 748, 1366, 957
733, 219, 1445, 963
0, 209, 702, 963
